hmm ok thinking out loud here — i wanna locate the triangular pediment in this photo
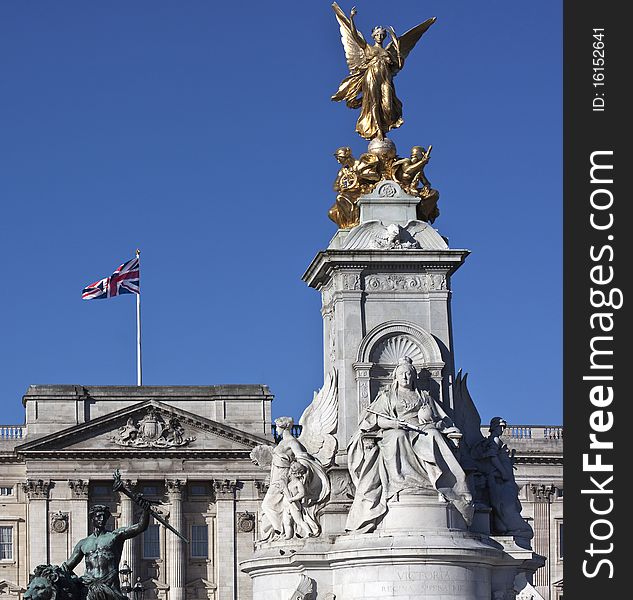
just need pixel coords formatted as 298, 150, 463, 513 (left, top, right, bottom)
0, 580, 26, 595
16, 400, 270, 455
185, 578, 216, 590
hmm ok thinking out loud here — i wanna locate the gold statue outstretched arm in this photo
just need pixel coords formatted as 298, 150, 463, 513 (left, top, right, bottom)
332, 2, 368, 74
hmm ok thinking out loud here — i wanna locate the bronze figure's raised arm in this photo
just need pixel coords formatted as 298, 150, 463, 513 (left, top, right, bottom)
331, 3, 436, 141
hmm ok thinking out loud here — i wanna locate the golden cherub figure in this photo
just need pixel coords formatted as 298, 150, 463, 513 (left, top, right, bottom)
331, 3, 436, 141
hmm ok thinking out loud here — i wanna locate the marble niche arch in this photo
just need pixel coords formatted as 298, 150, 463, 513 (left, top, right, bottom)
353, 320, 446, 412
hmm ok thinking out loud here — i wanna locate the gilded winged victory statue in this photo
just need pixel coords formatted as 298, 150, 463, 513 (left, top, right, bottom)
331, 3, 436, 141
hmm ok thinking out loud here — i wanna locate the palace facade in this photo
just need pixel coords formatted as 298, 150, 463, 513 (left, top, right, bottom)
0, 385, 562, 600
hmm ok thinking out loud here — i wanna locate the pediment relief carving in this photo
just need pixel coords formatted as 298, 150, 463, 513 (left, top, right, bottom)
16, 400, 268, 454
108, 406, 195, 448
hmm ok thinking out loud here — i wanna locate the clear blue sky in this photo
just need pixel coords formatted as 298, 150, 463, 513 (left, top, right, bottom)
0, 1, 561, 426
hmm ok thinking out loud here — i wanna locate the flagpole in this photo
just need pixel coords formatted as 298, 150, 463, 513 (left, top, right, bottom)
136, 248, 142, 386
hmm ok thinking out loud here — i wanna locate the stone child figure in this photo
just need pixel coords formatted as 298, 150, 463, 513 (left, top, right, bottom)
62, 502, 151, 600
281, 461, 319, 539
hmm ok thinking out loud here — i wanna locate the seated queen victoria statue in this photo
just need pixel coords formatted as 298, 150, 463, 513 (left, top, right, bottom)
346, 357, 474, 533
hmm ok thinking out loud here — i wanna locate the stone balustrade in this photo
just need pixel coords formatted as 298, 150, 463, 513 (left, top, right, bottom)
0, 425, 26, 440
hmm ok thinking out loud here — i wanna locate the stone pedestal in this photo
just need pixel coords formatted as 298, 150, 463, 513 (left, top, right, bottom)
244, 183, 543, 599
243, 521, 543, 600
378, 491, 469, 533
303, 182, 469, 447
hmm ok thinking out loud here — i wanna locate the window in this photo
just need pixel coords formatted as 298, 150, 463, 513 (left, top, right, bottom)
93, 485, 110, 496
0, 487, 13, 496
558, 522, 564, 559
143, 525, 160, 559
143, 486, 159, 496
189, 484, 207, 497
191, 525, 208, 558
0, 526, 13, 560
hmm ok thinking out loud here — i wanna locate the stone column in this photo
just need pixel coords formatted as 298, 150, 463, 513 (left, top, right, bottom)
213, 480, 238, 600
118, 480, 139, 580
165, 479, 186, 600
67, 479, 90, 576
531, 484, 556, 600
22, 479, 51, 574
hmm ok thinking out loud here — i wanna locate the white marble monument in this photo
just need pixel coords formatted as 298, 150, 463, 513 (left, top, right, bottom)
242, 177, 544, 599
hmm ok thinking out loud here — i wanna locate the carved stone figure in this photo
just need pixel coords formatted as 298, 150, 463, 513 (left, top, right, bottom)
108, 408, 195, 448
328, 146, 380, 229
331, 3, 436, 141
251, 371, 338, 541
472, 417, 534, 542
281, 462, 320, 539
450, 372, 534, 547
372, 224, 421, 249
289, 574, 315, 600
62, 502, 151, 600
24, 565, 83, 600
116, 418, 138, 443
346, 357, 474, 532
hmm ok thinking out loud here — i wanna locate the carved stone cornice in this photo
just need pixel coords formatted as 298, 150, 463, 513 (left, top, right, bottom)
165, 478, 186, 499
212, 479, 238, 498
22, 479, 51, 499
254, 480, 269, 498
530, 484, 556, 502
68, 479, 90, 499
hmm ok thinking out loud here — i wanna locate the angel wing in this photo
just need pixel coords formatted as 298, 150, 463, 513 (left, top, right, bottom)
386, 16, 436, 72
451, 370, 486, 451
297, 369, 338, 467
332, 2, 367, 73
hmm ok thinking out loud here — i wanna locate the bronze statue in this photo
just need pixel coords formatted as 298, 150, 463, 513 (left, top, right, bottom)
331, 3, 436, 141
62, 502, 150, 600
393, 146, 440, 223
328, 146, 380, 229
24, 565, 83, 600
25, 472, 187, 600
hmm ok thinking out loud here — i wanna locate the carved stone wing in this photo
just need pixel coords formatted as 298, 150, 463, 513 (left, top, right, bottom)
332, 2, 367, 73
404, 220, 449, 250
451, 370, 486, 451
297, 369, 338, 467
342, 220, 388, 250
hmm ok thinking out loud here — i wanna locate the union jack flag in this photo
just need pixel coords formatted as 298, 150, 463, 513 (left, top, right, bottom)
82, 256, 140, 300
